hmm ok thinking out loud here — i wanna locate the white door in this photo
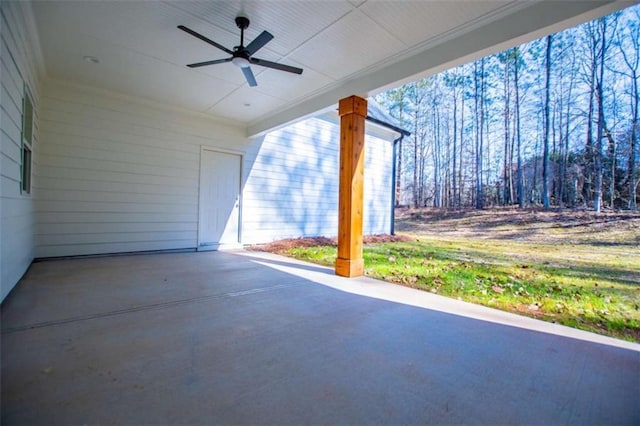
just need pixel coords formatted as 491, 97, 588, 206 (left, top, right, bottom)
199, 150, 241, 250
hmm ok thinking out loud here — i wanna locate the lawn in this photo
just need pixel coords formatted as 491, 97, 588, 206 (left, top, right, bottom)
256, 208, 640, 342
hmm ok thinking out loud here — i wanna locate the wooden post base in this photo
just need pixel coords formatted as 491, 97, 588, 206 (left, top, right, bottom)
335, 257, 364, 277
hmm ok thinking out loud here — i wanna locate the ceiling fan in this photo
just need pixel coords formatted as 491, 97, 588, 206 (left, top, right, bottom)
178, 16, 303, 87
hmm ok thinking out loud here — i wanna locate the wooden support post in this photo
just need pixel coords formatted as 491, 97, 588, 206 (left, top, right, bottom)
335, 95, 367, 277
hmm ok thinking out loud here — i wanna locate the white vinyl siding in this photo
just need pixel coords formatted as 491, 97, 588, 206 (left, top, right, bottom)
36, 81, 248, 258
1, 1, 41, 301
34, 82, 394, 259
242, 116, 394, 244
363, 133, 393, 234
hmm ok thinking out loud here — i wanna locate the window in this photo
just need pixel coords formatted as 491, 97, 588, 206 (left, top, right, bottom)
21, 145, 32, 194
21, 85, 33, 194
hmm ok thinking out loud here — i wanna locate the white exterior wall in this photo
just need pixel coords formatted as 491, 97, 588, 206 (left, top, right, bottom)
1, 2, 42, 301
36, 80, 249, 258
242, 116, 394, 244
363, 128, 394, 235
34, 81, 394, 260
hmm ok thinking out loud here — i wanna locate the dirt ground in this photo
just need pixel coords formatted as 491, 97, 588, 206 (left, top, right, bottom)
250, 207, 640, 251
247, 234, 412, 253
394, 207, 640, 245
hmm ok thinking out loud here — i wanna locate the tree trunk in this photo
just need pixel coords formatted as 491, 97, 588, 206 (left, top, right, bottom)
515, 47, 524, 209
433, 105, 441, 208
395, 91, 405, 207
532, 119, 540, 204
452, 82, 458, 209
413, 96, 419, 208
630, 108, 638, 212
474, 59, 485, 209
542, 34, 552, 210
630, 87, 638, 211
460, 87, 466, 207
608, 126, 616, 209
584, 44, 596, 206
594, 19, 607, 213
502, 51, 511, 205
560, 41, 576, 208
396, 137, 403, 207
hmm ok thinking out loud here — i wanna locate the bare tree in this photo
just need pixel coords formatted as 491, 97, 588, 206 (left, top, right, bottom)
376, 5, 638, 212
594, 16, 615, 212
448, 70, 462, 208
474, 58, 486, 209
542, 35, 553, 210
432, 83, 443, 208
616, 11, 639, 211
514, 47, 524, 208
556, 32, 578, 208
500, 48, 514, 205
582, 21, 598, 207
388, 87, 409, 206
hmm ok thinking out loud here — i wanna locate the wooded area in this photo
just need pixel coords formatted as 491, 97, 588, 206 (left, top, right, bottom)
376, 5, 639, 212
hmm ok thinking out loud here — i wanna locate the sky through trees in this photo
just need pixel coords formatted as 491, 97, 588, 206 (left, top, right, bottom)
376, 4, 640, 212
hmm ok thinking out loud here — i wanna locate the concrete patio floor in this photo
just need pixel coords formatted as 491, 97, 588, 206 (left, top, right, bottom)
1, 250, 639, 425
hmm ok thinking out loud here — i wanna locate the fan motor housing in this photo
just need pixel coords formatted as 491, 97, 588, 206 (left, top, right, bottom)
235, 16, 249, 30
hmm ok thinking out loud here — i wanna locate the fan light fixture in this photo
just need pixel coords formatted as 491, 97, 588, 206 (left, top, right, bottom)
232, 56, 250, 68
178, 15, 303, 87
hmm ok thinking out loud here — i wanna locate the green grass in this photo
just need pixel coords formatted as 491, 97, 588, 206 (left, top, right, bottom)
287, 237, 640, 342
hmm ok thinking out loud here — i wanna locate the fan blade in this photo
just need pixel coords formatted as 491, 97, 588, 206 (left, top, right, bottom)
242, 66, 258, 87
187, 58, 232, 68
250, 58, 303, 74
245, 31, 273, 56
178, 25, 233, 55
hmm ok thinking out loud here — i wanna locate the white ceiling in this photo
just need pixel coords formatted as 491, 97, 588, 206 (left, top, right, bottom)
31, 1, 629, 135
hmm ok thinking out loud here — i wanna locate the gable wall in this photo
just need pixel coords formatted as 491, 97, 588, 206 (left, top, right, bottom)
1, 2, 41, 301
